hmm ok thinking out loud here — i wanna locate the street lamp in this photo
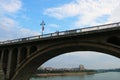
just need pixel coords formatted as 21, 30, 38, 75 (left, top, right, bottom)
40, 20, 45, 35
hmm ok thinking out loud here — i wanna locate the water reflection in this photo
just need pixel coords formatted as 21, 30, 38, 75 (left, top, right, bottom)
30, 72, 120, 80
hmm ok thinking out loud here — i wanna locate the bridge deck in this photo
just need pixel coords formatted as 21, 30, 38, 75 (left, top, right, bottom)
0, 22, 120, 45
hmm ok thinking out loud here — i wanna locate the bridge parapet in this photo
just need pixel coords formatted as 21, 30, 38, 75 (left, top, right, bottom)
0, 22, 120, 45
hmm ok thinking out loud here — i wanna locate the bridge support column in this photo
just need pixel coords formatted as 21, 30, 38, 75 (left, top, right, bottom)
17, 48, 21, 67
6, 48, 18, 80
17, 47, 28, 67
1, 49, 9, 80
27, 47, 30, 58
0, 50, 4, 80
6, 50, 13, 80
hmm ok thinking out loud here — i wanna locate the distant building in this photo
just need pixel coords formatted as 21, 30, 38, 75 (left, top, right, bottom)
79, 64, 85, 70
38, 64, 86, 72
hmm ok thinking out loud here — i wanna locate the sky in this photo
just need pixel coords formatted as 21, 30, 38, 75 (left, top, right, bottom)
42, 51, 120, 69
0, 0, 120, 69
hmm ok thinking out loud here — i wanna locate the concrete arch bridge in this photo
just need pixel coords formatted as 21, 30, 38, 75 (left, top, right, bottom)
0, 22, 120, 80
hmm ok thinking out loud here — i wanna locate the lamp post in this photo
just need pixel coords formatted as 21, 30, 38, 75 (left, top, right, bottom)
40, 20, 45, 35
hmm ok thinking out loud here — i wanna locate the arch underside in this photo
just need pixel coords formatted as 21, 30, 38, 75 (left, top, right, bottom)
12, 41, 120, 80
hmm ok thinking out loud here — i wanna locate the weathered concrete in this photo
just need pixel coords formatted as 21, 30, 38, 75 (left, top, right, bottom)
0, 63, 4, 80
0, 23, 120, 80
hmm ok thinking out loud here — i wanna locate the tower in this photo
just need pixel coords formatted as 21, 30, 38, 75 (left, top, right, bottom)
79, 64, 85, 71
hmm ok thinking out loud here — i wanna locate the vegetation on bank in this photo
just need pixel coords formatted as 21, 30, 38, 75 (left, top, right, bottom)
33, 68, 120, 77
35, 69, 96, 74
33, 69, 96, 77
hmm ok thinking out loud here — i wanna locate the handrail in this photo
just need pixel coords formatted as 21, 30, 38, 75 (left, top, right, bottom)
0, 22, 120, 45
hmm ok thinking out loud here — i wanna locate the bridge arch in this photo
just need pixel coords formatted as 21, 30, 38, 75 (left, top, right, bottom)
30, 46, 38, 55
107, 36, 120, 46
2, 49, 9, 75
9, 48, 18, 78
0, 50, 2, 60
12, 40, 120, 80
19, 47, 27, 64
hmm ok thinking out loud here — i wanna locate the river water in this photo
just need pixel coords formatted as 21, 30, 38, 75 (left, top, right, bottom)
30, 72, 120, 80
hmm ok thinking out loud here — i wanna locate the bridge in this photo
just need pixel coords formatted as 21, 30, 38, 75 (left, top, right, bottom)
0, 22, 120, 80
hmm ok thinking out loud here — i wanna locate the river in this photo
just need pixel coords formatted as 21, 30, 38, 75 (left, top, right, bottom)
30, 72, 120, 80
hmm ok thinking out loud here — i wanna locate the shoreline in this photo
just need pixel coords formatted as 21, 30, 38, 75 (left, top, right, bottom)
33, 72, 96, 77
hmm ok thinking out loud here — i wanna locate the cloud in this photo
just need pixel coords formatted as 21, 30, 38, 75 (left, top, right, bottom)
0, 0, 39, 41
44, 1, 80, 19
44, 0, 120, 28
0, 17, 39, 40
109, 4, 120, 23
48, 24, 60, 28
0, 17, 16, 30
0, 0, 22, 13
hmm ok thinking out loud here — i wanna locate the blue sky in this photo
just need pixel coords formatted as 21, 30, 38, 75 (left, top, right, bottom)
0, 0, 120, 69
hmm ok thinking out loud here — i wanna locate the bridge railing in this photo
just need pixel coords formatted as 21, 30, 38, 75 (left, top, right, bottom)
0, 22, 120, 45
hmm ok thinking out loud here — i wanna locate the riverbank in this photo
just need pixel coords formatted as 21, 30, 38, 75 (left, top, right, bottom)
30, 72, 120, 80
33, 72, 96, 77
